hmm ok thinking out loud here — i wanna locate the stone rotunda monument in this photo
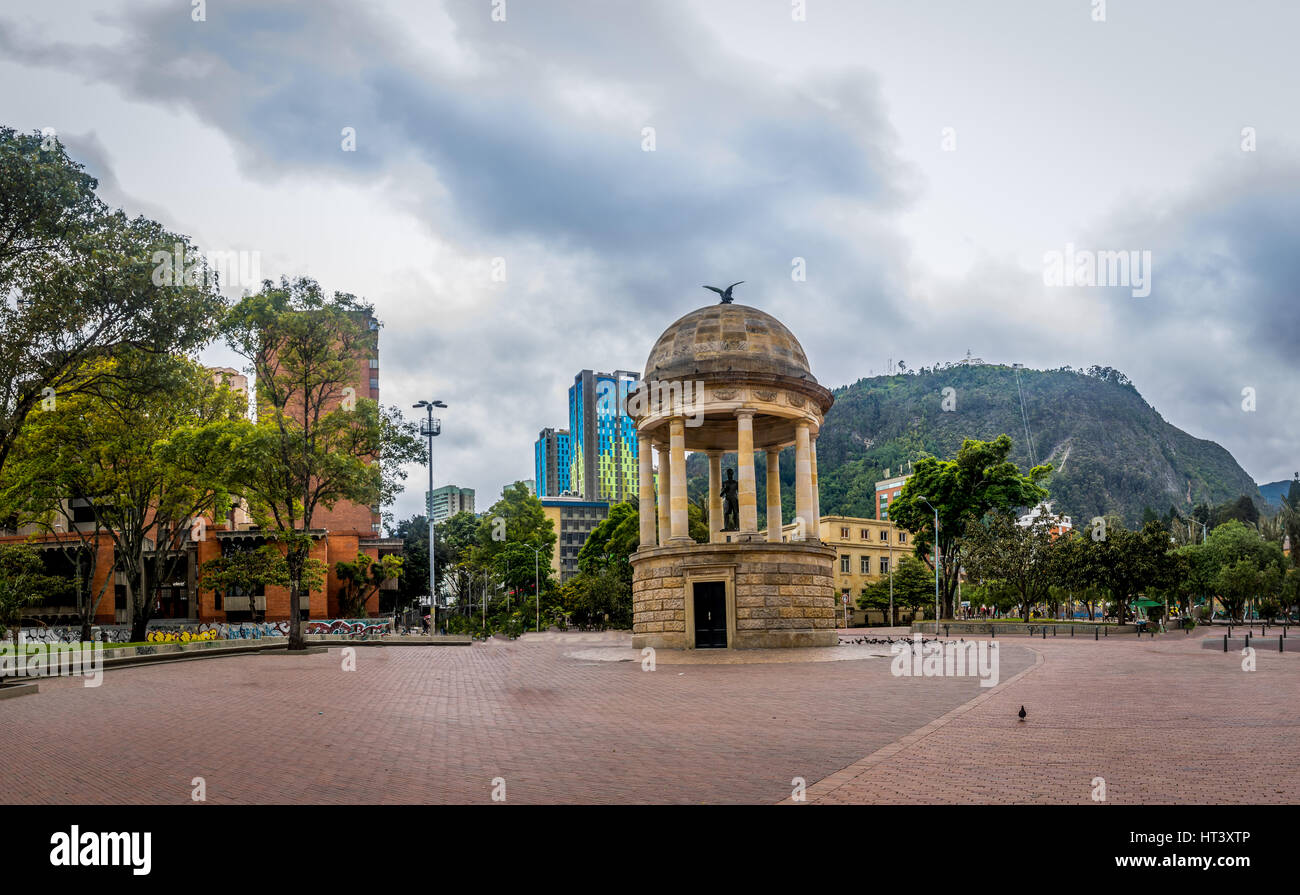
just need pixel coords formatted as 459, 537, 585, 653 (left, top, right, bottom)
628, 295, 837, 649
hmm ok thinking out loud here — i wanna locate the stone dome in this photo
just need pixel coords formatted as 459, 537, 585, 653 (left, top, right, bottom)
643, 303, 815, 383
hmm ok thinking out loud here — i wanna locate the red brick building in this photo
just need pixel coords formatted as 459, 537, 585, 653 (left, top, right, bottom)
8, 312, 401, 627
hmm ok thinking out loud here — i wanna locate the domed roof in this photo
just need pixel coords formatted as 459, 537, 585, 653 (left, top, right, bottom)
644, 303, 815, 382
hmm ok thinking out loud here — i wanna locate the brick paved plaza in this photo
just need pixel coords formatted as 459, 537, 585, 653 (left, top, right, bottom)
2, 629, 1296, 804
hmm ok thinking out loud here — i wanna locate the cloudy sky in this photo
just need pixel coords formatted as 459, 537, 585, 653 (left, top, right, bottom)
3, 0, 1297, 521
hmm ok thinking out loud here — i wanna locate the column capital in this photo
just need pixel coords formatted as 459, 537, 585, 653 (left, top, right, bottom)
734, 407, 756, 420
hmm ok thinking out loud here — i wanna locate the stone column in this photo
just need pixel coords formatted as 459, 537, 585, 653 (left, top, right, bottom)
656, 441, 671, 547
766, 448, 782, 542
810, 432, 821, 534
794, 421, 813, 540
638, 433, 655, 548
736, 410, 758, 535
669, 417, 690, 543
708, 451, 723, 543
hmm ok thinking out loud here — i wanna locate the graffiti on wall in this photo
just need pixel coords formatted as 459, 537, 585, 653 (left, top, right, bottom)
18, 618, 389, 644
304, 619, 391, 640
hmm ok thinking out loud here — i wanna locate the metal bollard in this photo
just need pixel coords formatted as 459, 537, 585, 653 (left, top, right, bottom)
1095, 626, 1098, 641
1223, 634, 1227, 652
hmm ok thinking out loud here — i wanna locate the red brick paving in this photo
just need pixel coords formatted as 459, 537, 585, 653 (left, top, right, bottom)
4, 629, 1293, 804
0, 639, 1030, 804
801, 629, 1300, 804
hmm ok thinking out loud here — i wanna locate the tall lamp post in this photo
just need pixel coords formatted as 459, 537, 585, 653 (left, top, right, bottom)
918, 496, 940, 634
413, 399, 447, 633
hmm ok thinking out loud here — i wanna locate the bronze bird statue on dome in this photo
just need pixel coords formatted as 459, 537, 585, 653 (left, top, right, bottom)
703, 281, 744, 303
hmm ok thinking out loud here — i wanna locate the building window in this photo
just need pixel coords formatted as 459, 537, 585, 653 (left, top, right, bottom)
860, 556, 870, 575
840, 555, 850, 573
900, 532, 908, 544
880, 556, 890, 575
369, 358, 379, 369
860, 528, 868, 539
840, 526, 849, 539
880, 529, 888, 542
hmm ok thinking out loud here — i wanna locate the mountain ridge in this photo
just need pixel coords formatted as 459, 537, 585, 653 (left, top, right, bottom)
812, 363, 1259, 526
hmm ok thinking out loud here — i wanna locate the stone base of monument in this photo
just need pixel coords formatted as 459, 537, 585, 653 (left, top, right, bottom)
630, 541, 838, 650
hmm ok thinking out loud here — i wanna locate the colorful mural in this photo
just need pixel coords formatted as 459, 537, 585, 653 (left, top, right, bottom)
304, 619, 391, 639
18, 618, 387, 644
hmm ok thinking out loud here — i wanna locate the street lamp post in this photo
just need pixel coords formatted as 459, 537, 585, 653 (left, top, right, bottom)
919, 496, 940, 635
413, 399, 447, 634
888, 525, 895, 628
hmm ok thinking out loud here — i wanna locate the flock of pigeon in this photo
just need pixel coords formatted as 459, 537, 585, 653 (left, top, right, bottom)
837, 635, 959, 646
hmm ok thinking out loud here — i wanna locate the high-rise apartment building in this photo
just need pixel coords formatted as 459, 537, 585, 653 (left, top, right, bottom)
568, 369, 640, 502
534, 427, 573, 497
430, 485, 475, 523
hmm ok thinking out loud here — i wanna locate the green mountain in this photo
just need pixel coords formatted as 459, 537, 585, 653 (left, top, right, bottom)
812, 364, 1260, 527
1259, 478, 1298, 510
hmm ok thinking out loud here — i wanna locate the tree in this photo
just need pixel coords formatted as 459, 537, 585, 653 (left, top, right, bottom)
9, 351, 244, 641
577, 502, 639, 576
0, 127, 224, 480
961, 512, 1061, 621
1066, 521, 1178, 624
218, 278, 423, 649
335, 553, 403, 618
1281, 568, 1300, 620
857, 554, 932, 619
558, 566, 631, 629
472, 482, 557, 615
0, 426, 112, 641
198, 545, 298, 622
0, 544, 65, 645
1214, 558, 1261, 622
887, 434, 1050, 618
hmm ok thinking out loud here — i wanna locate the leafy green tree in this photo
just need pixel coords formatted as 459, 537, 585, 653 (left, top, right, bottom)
1214, 558, 1261, 622
0, 430, 111, 642
558, 566, 631, 629
472, 483, 556, 609
474, 483, 556, 562
335, 553, 403, 618
1065, 522, 1178, 624
960, 511, 1062, 621
0, 127, 224, 480
857, 554, 933, 620
216, 278, 423, 649
1281, 568, 1300, 619
887, 434, 1050, 618
198, 545, 304, 623
9, 351, 244, 641
0, 543, 66, 645
577, 501, 640, 576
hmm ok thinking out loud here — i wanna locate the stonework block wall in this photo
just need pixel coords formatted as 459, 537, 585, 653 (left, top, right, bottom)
631, 543, 837, 649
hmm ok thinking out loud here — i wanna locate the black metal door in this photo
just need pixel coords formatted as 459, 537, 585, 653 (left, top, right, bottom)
693, 582, 727, 649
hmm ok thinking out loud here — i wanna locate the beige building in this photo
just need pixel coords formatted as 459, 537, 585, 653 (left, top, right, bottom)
540, 497, 609, 582
782, 515, 914, 622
